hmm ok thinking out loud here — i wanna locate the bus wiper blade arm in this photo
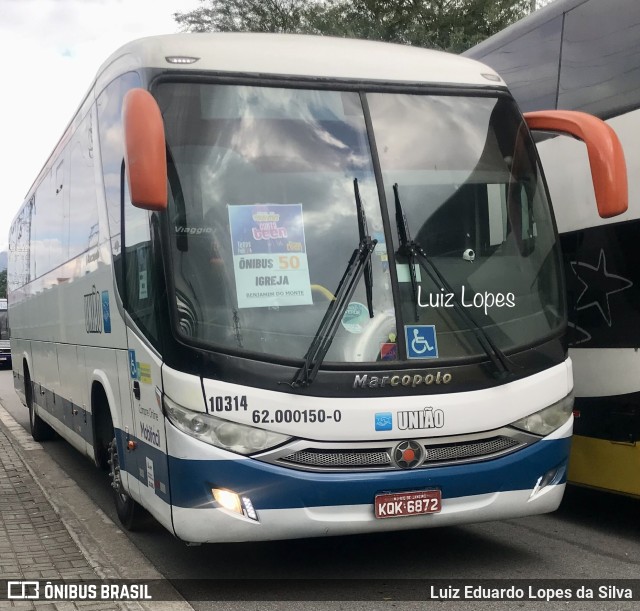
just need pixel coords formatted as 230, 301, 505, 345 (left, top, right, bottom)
393, 183, 518, 379
355, 178, 375, 318
393, 184, 419, 321
287, 180, 377, 389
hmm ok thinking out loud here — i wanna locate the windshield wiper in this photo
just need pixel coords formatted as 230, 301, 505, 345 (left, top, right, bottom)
356, 178, 375, 318
393, 183, 517, 379
287, 179, 377, 388
393, 184, 420, 322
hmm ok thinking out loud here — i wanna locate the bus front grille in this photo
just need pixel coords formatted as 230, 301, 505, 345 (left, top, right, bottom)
425, 436, 520, 462
271, 434, 528, 472
282, 449, 392, 468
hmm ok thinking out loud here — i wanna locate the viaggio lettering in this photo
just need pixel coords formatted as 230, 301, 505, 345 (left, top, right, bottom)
175, 226, 212, 235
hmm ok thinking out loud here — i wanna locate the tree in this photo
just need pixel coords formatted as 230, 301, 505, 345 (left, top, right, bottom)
308, 0, 423, 45
0, 269, 6, 299
173, 0, 314, 34
309, 0, 532, 52
174, 0, 539, 52
446, 0, 533, 52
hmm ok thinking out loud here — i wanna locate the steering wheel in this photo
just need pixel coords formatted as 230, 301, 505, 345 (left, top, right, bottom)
311, 284, 335, 302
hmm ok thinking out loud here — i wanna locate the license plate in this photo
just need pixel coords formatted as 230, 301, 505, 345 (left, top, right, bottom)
375, 490, 441, 519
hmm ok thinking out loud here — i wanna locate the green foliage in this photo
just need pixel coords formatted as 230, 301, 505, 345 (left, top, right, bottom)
174, 0, 314, 34
311, 0, 532, 52
0, 269, 6, 299
174, 0, 534, 52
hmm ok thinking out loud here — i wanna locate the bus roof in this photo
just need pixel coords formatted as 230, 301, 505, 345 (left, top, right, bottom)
97, 33, 505, 89
15, 33, 505, 215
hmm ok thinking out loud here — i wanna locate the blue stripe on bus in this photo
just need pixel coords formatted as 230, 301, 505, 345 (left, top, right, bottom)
33, 382, 94, 445
26, 377, 570, 511
115, 428, 171, 503
26, 379, 172, 504
31, 384, 171, 505
164, 436, 570, 510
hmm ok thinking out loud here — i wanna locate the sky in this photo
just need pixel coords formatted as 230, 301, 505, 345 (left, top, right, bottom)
0, 0, 201, 252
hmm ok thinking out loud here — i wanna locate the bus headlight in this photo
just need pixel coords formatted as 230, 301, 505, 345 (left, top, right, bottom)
510, 393, 574, 436
164, 395, 291, 455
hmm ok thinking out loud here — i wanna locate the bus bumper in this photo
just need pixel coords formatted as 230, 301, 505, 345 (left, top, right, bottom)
166, 419, 571, 543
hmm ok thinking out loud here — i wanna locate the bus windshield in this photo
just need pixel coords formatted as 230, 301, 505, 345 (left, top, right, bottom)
156, 83, 565, 364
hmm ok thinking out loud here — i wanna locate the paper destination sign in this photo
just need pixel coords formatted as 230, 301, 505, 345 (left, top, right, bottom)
228, 203, 313, 309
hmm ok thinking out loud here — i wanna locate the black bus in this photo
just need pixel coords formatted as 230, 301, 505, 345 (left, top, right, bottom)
466, 0, 640, 499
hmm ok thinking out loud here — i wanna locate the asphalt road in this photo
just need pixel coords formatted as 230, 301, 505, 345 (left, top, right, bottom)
2, 367, 639, 610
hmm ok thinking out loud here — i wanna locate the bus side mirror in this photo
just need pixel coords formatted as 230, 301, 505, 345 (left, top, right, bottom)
524, 110, 627, 219
122, 88, 167, 211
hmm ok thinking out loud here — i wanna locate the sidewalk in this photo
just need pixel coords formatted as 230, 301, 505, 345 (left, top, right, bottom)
0, 397, 192, 611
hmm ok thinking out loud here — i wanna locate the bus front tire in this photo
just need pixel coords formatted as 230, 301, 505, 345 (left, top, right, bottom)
108, 436, 145, 530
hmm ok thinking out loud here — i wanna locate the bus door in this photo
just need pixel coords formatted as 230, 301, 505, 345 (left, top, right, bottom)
121, 204, 173, 530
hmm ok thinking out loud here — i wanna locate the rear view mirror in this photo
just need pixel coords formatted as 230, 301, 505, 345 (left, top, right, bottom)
122, 88, 167, 211
524, 110, 627, 219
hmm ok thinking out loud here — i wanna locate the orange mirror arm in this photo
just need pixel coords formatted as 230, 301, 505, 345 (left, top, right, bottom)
524, 110, 627, 219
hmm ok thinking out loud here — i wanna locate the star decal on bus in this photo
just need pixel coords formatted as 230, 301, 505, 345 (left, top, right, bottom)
570, 249, 633, 327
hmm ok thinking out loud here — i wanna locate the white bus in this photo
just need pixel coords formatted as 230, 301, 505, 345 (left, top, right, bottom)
466, 0, 640, 499
8, 33, 627, 543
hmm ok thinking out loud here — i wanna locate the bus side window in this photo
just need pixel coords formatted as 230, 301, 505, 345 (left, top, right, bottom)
11, 197, 34, 290
68, 110, 99, 262
31, 152, 68, 279
97, 72, 142, 239
97, 72, 162, 346
123, 179, 161, 347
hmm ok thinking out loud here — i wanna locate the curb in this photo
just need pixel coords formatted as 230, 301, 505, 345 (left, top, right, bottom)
0, 397, 193, 611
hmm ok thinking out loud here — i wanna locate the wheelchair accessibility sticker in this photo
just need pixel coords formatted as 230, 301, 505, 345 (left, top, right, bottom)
405, 325, 438, 359
128, 349, 139, 380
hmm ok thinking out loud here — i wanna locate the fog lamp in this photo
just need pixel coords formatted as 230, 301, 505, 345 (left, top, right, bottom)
529, 463, 567, 501
212, 488, 259, 521
212, 488, 242, 514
